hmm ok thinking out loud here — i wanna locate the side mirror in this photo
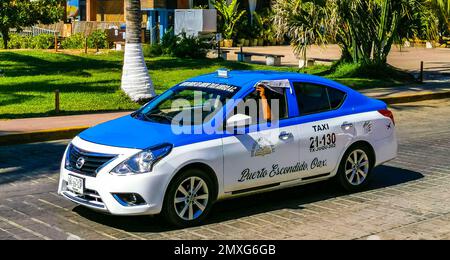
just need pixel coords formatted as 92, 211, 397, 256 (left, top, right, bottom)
226, 114, 252, 128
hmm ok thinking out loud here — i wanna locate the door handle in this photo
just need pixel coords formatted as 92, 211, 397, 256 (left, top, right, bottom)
279, 131, 293, 141
341, 122, 354, 130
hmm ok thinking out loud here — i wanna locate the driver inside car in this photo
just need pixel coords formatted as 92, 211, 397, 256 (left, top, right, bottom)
256, 84, 273, 121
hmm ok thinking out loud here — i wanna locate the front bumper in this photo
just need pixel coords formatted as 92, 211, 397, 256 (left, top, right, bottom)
57, 137, 174, 216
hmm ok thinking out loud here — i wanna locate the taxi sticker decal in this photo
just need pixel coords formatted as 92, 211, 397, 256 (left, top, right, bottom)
251, 137, 275, 157
309, 133, 337, 153
238, 157, 327, 183
312, 123, 330, 132
363, 121, 373, 134
179, 81, 239, 93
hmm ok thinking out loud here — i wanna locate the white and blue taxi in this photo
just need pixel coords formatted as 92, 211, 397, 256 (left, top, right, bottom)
58, 70, 397, 227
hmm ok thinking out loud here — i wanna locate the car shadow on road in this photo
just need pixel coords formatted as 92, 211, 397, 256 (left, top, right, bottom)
73, 165, 424, 233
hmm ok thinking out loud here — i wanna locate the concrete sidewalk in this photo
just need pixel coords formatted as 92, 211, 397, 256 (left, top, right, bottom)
0, 111, 132, 136
222, 45, 450, 75
359, 82, 450, 103
0, 84, 449, 145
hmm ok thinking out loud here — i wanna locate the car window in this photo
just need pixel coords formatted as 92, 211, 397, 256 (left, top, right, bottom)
293, 83, 346, 115
137, 85, 239, 125
327, 86, 347, 109
233, 87, 289, 125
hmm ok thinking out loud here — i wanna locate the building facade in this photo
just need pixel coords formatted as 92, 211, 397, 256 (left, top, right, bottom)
67, 0, 270, 22
66, 0, 270, 43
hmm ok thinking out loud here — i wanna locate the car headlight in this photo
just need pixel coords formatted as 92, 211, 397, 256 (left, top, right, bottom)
64, 144, 73, 169
111, 144, 172, 175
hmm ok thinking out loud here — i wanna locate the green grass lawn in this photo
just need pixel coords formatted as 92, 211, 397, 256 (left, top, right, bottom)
0, 50, 414, 119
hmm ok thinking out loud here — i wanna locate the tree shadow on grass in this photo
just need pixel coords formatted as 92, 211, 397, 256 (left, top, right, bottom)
147, 57, 256, 71
0, 78, 120, 94
0, 93, 37, 107
0, 52, 122, 78
0, 52, 256, 78
73, 165, 424, 233
0, 109, 135, 120
0, 78, 128, 119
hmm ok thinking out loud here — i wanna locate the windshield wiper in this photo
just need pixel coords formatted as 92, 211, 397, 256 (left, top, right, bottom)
134, 110, 173, 123
147, 113, 173, 122
132, 110, 153, 122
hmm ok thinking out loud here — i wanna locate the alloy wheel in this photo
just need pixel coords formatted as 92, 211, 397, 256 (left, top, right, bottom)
345, 149, 370, 186
174, 177, 209, 221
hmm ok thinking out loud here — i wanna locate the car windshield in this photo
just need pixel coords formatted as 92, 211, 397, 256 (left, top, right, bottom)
134, 82, 240, 125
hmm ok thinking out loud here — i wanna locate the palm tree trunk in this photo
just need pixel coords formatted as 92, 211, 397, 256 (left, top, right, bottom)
121, 0, 155, 102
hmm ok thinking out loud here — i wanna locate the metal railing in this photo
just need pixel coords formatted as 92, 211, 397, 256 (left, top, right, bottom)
10, 26, 58, 37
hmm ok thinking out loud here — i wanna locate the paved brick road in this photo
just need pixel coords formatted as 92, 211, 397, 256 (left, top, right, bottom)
1, 99, 449, 240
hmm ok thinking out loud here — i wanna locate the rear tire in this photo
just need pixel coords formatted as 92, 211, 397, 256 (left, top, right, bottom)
161, 168, 215, 227
337, 144, 373, 192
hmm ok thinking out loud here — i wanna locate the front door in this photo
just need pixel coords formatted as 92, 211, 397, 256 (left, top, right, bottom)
222, 86, 302, 193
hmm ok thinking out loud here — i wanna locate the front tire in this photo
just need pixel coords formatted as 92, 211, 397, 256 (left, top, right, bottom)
162, 169, 215, 227
337, 144, 373, 192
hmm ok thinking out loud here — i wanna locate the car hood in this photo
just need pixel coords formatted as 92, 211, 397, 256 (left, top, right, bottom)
78, 115, 192, 149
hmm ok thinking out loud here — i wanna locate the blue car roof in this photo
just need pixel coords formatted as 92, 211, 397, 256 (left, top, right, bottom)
185, 70, 353, 93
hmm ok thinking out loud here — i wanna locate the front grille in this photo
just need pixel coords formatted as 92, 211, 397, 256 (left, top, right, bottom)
66, 145, 116, 177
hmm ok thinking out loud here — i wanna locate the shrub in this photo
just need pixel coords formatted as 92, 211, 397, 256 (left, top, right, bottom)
143, 43, 163, 57
8, 34, 33, 49
329, 61, 415, 82
143, 31, 211, 59
172, 33, 212, 59
160, 29, 177, 55
61, 33, 86, 49
61, 31, 110, 50
87, 30, 109, 49
0, 34, 54, 49
31, 34, 55, 49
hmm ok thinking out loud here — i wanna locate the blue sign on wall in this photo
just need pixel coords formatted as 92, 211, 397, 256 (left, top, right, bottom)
67, 0, 80, 19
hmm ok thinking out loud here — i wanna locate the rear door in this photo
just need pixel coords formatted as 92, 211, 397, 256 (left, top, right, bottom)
292, 82, 353, 177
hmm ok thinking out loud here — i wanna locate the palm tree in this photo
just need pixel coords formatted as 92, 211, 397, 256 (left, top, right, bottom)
429, 0, 450, 34
214, 0, 246, 40
121, 0, 155, 102
273, 0, 439, 64
338, 0, 439, 64
431, 0, 450, 16
272, 0, 333, 64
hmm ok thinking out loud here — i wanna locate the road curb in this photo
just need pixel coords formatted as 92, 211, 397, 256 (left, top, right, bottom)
376, 90, 450, 104
0, 126, 88, 146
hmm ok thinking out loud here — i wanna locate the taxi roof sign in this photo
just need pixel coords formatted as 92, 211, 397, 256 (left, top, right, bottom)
217, 69, 229, 78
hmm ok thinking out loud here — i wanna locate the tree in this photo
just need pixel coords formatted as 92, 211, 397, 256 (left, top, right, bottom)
0, 0, 64, 49
430, 0, 450, 17
273, 0, 439, 64
272, 0, 333, 64
121, 0, 155, 102
214, 0, 246, 39
428, 0, 450, 34
337, 0, 440, 63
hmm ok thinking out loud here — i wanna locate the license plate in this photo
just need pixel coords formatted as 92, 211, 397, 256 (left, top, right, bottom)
68, 175, 84, 194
